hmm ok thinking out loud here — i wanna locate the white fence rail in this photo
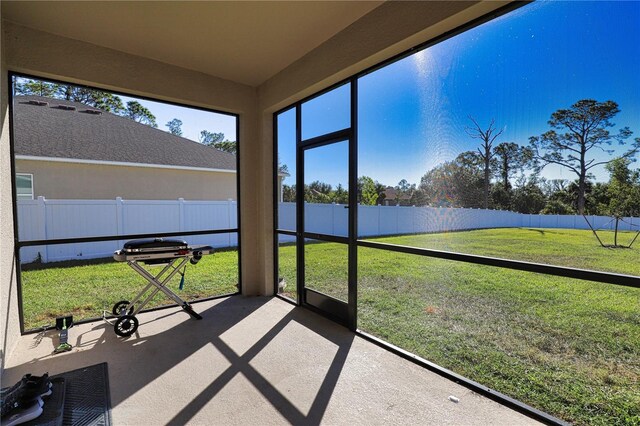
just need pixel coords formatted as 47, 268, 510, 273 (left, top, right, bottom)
18, 197, 237, 263
18, 198, 638, 263
277, 203, 638, 242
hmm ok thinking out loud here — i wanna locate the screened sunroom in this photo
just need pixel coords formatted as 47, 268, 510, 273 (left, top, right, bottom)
1, 2, 638, 425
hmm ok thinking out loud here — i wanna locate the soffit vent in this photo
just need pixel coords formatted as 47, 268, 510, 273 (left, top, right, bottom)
57, 105, 76, 111
27, 100, 48, 106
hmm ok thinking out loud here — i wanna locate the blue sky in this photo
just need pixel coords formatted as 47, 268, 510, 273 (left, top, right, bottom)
279, 1, 640, 188
120, 95, 237, 143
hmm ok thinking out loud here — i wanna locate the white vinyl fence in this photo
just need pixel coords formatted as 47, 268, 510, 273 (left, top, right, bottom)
276, 203, 638, 242
18, 198, 638, 263
18, 197, 237, 263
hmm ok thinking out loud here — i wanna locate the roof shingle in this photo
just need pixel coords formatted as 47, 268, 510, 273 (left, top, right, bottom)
13, 95, 236, 171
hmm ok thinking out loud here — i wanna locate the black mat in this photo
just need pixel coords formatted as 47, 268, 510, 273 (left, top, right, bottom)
49, 363, 111, 426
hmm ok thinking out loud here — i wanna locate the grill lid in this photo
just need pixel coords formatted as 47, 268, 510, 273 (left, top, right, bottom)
122, 238, 188, 252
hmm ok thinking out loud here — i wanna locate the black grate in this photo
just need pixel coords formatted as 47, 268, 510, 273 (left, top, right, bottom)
52, 363, 111, 426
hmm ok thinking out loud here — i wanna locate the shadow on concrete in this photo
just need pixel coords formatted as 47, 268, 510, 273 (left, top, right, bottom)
1, 254, 17, 372
4, 296, 354, 425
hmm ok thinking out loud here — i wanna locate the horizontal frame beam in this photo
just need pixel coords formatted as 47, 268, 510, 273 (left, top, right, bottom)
303, 232, 349, 244
299, 128, 351, 150
357, 240, 640, 289
304, 288, 349, 323
18, 228, 239, 247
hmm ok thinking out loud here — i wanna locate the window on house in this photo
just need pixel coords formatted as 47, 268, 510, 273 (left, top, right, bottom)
16, 173, 34, 200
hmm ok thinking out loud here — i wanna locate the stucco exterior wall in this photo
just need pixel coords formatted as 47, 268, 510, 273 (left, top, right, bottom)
1, 15, 21, 373
16, 159, 237, 201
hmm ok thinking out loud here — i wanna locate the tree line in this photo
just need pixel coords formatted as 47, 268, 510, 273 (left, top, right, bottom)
282, 176, 387, 206
282, 99, 640, 219
14, 78, 236, 154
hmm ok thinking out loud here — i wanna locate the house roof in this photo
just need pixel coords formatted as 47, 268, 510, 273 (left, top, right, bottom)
383, 187, 411, 201
13, 95, 236, 171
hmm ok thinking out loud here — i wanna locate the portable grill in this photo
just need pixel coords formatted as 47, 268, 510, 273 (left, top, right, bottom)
111, 238, 213, 337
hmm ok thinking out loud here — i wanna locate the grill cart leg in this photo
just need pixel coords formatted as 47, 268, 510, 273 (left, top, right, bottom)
129, 258, 193, 309
112, 258, 201, 336
127, 259, 185, 316
181, 303, 203, 320
121, 260, 178, 315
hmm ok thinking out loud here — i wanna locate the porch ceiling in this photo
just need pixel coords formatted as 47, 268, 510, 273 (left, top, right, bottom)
1, 1, 383, 87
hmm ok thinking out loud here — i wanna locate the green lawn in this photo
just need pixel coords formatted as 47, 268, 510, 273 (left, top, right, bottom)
277, 228, 639, 425
23, 228, 639, 424
366, 227, 640, 276
21, 249, 239, 329
355, 251, 639, 426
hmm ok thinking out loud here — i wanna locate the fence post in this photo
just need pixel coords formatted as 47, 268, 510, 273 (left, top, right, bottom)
37, 196, 48, 262
178, 198, 185, 233
115, 197, 125, 251
115, 197, 124, 237
332, 202, 336, 236
228, 198, 233, 246
412, 205, 416, 234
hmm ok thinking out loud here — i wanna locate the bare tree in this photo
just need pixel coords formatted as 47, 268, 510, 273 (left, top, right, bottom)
465, 117, 504, 209
493, 142, 533, 190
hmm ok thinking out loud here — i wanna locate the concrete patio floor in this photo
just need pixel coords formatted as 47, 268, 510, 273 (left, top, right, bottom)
3, 296, 540, 425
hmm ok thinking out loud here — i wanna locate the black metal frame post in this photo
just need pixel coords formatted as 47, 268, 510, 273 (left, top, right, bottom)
273, 107, 299, 305
347, 79, 358, 331
295, 104, 305, 306
272, 109, 279, 297
235, 114, 243, 294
